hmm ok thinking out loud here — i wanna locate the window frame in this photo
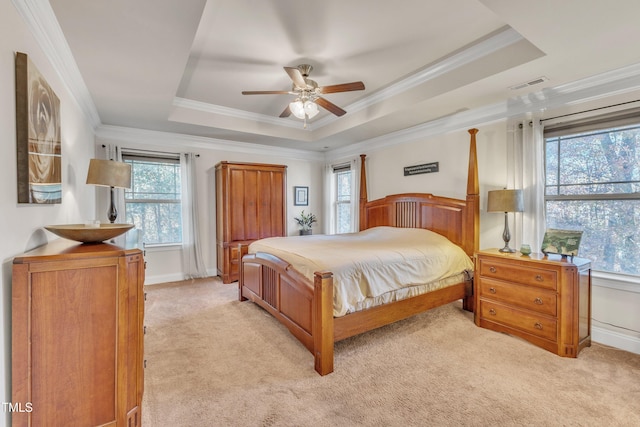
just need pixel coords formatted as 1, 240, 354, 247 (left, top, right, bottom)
543, 120, 640, 276
122, 152, 182, 247
332, 163, 353, 234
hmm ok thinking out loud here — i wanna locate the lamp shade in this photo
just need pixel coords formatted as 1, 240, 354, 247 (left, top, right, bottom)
86, 159, 131, 189
303, 100, 319, 118
487, 189, 524, 213
289, 100, 306, 119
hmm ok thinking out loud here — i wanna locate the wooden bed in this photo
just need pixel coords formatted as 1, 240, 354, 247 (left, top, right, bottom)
239, 128, 480, 375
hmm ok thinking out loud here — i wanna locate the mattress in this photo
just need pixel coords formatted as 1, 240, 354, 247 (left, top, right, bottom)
248, 226, 474, 317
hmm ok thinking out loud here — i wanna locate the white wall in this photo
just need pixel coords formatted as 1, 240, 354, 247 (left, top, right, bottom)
0, 1, 97, 423
360, 124, 508, 250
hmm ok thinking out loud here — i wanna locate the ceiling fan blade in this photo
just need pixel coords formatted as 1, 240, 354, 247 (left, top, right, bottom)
279, 105, 292, 118
315, 97, 346, 116
242, 90, 291, 95
318, 81, 365, 94
284, 66, 307, 89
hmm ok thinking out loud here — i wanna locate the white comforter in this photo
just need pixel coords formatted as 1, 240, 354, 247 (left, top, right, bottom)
249, 226, 474, 317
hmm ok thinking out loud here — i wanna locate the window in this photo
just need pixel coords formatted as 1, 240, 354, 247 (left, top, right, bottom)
123, 153, 182, 245
333, 163, 352, 234
544, 122, 640, 275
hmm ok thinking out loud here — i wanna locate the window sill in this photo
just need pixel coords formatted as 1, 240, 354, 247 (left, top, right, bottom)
143, 243, 182, 253
592, 270, 640, 293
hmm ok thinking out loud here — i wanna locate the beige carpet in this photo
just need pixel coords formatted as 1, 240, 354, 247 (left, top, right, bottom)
142, 277, 640, 426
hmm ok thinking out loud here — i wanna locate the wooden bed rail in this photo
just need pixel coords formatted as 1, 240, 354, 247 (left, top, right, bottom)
239, 247, 336, 375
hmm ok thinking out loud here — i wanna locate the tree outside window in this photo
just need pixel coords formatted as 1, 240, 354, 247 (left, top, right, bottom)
544, 125, 640, 275
123, 154, 182, 245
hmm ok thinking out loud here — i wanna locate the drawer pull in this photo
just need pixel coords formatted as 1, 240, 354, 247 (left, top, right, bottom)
533, 297, 543, 305
489, 267, 497, 273
489, 308, 496, 315
534, 322, 543, 330
489, 287, 497, 294
535, 275, 543, 282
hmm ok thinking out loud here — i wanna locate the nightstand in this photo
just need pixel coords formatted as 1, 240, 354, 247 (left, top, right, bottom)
475, 249, 592, 357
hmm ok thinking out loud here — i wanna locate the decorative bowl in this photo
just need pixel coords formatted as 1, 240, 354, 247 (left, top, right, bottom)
44, 223, 134, 243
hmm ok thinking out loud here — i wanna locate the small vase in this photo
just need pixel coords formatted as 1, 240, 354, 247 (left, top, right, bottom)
520, 244, 532, 256
300, 229, 312, 236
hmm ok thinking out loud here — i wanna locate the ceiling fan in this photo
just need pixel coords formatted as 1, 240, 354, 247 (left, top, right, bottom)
241, 64, 365, 120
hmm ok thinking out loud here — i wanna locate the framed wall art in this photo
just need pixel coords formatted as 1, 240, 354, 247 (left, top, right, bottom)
541, 229, 583, 258
294, 186, 308, 206
15, 52, 62, 204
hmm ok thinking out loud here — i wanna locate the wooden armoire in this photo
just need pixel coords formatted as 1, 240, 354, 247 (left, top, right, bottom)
215, 161, 287, 283
12, 239, 145, 426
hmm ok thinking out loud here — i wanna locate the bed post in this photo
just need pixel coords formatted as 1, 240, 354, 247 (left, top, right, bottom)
466, 128, 480, 255
359, 154, 367, 231
313, 271, 334, 375
464, 128, 480, 312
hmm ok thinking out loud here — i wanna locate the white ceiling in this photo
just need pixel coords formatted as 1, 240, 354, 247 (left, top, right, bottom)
45, 0, 640, 152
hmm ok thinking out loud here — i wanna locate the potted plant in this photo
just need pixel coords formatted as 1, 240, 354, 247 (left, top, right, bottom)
294, 210, 317, 235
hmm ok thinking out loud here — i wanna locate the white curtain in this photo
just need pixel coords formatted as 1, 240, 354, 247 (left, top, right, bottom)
181, 153, 208, 279
349, 156, 361, 233
507, 116, 547, 252
323, 163, 333, 233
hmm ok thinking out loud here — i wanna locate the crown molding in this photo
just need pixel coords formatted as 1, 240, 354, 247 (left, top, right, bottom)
173, 97, 304, 129
12, 0, 101, 129
315, 26, 524, 129
95, 125, 324, 162
175, 27, 524, 132
327, 60, 640, 160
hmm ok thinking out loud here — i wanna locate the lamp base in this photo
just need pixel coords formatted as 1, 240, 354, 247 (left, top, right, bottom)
498, 246, 517, 253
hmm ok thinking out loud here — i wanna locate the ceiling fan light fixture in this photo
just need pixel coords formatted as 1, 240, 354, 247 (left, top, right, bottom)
289, 99, 306, 119
304, 100, 319, 118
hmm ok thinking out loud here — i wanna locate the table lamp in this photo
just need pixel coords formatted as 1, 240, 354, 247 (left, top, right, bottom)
487, 189, 524, 253
86, 159, 132, 223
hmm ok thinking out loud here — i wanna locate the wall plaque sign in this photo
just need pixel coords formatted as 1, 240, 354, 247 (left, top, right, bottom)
404, 162, 439, 176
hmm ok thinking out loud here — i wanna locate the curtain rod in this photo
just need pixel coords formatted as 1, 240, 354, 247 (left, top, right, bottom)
101, 145, 199, 157
540, 99, 640, 122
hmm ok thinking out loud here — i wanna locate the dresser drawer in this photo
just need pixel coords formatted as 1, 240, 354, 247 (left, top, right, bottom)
478, 278, 557, 316
478, 259, 557, 290
480, 301, 557, 342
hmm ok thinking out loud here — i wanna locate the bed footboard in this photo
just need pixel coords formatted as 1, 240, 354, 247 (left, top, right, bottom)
239, 248, 335, 375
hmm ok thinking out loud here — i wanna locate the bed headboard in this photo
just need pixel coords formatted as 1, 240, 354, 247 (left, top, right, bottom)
359, 129, 480, 257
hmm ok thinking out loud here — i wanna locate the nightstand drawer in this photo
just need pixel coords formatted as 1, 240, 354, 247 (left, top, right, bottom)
479, 301, 557, 342
478, 278, 557, 316
478, 259, 557, 290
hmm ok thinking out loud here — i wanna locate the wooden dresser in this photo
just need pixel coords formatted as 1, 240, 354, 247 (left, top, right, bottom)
215, 161, 287, 283
475, 249, 591, 357
12, 239, 145, 427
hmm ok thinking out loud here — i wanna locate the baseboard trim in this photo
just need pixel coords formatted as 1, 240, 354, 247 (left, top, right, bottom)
144, 268, 219, 285
592, 325, 640, 355
144, 273, 186, 285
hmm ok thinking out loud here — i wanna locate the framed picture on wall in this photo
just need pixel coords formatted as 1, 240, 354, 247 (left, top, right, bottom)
294, 186, 308, 206
15, 52, 62, 204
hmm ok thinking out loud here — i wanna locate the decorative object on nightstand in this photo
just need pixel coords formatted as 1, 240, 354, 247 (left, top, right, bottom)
475, 249, 591, 357
86, 158, 132, 223
487, 189, 524, 253
519, 244, 532, 256
541, 228, 583, 260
